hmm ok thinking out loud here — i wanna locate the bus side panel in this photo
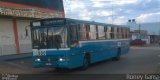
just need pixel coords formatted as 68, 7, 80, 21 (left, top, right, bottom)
65, 39, 130, 69
68, 48, 84, 68
81, 40, 118, 64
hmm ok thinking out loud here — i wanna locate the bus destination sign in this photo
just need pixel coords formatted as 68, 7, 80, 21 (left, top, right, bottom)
43, 19, 65, 26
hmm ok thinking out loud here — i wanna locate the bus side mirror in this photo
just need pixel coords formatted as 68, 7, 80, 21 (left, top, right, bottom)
25, 29, 28, 37
25, 25, 30, 37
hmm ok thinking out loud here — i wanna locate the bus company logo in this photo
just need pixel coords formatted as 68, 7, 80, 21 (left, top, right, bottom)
117, 42, 121, 47
33, 50, 46, 56
38, 50, 46, 56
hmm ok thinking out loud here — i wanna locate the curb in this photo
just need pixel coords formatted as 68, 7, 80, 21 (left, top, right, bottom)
0, 53, 32, 61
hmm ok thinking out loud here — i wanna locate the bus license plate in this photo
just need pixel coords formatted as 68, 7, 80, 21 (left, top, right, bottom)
46, 63, 52, 66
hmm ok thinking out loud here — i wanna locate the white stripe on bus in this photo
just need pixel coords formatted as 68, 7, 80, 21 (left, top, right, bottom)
32, 48, 70, 51
79, 39, 130, 43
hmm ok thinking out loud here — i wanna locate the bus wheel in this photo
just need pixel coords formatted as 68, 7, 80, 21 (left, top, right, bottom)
112, 48, 121, 61
54, 68, 62, 71
81, 55, 90, 70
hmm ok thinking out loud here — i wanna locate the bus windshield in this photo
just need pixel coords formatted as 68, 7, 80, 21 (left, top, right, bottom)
31, 26, 68, 49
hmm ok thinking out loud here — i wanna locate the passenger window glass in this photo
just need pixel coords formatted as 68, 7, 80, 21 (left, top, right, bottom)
89, 25, 97, 40
86, 25, 90, 40
70, 24, 78, 45
114, 27, 117, 39
117, 28, 120, 39
119, 28, 123, 39
32, 28, 47, 49
98, 25, 105, 39
111, 27, 114, 39
79, 24, 87, 40
47, 27, 67, 49
125, 28, 127, 38
104, 27, 107, 39
47, 28, 53, 48
122, 28, 125, 39
107, 26, 111, 39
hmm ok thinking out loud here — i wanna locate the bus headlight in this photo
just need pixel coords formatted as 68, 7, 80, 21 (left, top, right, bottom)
58, 58, 69, 62
59, 58, 65, 62
35, 58, 41, 62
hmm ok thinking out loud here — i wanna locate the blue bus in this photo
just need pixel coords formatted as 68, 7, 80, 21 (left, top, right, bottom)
31, 18, 130, 70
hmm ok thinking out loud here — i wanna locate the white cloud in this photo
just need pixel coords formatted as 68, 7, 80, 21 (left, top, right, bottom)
91, 0, 138, 7
112, 0, 138, 5
97, 11, 115, 17
136, 12, 160, 23
64, 0, 160, 24
63, 0, 92, 20
105, 17, 113, 24
79, 9, 92, 20
91, 0, 107, 8
113, 16, 127, 25
64, 0, 85, 12
105, 16, 127, 25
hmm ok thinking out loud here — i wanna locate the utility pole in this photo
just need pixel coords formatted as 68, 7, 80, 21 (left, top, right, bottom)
138, 24, 141, 39
138, 24, 141, 34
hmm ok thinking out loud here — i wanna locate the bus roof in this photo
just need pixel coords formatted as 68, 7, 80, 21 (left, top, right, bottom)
31, 18, 129, 28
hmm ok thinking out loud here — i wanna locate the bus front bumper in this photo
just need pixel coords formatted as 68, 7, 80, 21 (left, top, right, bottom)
33, 60, 70, 69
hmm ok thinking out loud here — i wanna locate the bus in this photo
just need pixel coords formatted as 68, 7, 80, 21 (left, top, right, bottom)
31, 18, 130, 70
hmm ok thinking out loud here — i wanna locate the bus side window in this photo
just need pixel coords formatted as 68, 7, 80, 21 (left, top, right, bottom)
111, 27, 114, 39
104, 26, 107, 39
86, 24, 90, 40
114, 27, 117, 39
70, 24, 78, 46
89, 24, 97, 40
125, 28, 127, 38
98, 25, 105, 40
120, 28, 123, 39
126, 28, 128, 38
78, 24, 87, 41
117, 27, 119, 39
107, 26, 111, 39
122, 28, 125, 39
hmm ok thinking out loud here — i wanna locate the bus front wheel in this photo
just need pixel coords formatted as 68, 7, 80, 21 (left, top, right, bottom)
112, 48, 121, 61
81, 55, 90, 70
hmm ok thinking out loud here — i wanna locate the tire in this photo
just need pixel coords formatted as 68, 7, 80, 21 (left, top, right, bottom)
112, 48, 121, 61
54, 68, 62, 71
81, 56, 90, 70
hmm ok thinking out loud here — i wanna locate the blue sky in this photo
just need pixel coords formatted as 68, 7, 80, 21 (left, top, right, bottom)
63, 0, 160, 34
63, 0, 160, 25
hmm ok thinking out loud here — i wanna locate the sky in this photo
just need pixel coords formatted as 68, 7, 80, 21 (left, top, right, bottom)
63, 0, 160, 24
63, 0, 160, 34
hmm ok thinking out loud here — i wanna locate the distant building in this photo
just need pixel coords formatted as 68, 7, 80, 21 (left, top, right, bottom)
127, 19, 160, 35
0, 0, 64, 56
127, 19, 160, 44
131, 30, 150, 45
150, 35, 160, 43
127, 19, 151, 44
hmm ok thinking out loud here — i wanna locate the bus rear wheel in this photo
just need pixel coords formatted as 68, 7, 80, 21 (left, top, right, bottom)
81, 55, 90, 70
112, 48, 121, 61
